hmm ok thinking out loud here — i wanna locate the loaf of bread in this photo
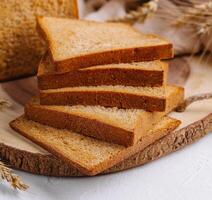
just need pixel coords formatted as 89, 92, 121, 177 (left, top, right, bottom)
10, 115, 180, 176
37, 17, 173, 72
0, 0, 78, 81
25, 85, 184, 146
38, 53, 168, 90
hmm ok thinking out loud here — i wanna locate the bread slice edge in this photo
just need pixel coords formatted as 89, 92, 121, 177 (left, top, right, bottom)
37, 53, 168, 90
40, 85, 167, 111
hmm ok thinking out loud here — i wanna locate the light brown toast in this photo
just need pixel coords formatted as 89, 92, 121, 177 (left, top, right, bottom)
37, 17, 173, 72
38, 53, 168, 90
25, 85, 184, 146
40, 85, 167, 111
10, 115, 181, 176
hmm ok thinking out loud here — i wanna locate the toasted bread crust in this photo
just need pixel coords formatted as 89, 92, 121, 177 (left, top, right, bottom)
25, 103, 135, 146
37, 52, 168, 90
37, 53, 168, 90
54, 44, 173, 72
40, 90, 166, 111
38, 68, 164, 89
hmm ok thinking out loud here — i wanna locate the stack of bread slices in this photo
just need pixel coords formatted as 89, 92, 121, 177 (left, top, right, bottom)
10, 17, 184, 176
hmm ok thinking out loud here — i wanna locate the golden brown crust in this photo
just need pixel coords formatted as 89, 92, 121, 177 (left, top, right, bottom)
54, 44, 173, 72
9, 116, 180, 176
4, 113, 211, 176
37, 52, 167, 89
38, 66, 165, 92
38, 68, 164, 89
25, 103, 134, 147
40, 90, 166, 111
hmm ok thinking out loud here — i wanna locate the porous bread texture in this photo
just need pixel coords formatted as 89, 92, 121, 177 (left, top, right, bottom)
0, 0, 78, 81
37, 17, 173, 72
10, 115, 181, 176
38, 53, 168, 89
26, 85, 184, 146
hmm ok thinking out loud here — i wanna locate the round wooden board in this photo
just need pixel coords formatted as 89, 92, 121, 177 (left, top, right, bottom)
0, 57, 211, 177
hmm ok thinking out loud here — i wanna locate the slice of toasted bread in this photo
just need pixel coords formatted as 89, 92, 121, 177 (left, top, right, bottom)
40, 85, 167, 111
37, 17, 173, 72
26, 85, 184, 146
10, 115, 180, 176
37, 53, 168, 90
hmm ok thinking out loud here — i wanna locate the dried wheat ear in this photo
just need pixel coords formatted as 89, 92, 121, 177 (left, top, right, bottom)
0, 161, 29, 191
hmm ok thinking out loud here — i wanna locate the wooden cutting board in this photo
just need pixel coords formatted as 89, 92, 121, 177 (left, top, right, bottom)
0, 57, 211, 177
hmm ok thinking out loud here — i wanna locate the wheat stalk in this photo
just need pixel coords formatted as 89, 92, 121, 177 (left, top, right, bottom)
174, 1, 212, 34
173, 1, 212, 59
155, 0, 212, 58
0, 161, 29, 191
109, 0, 159, 24
0, 98, 12, 110
109, 0, 212, 37
109, 0, 212, 36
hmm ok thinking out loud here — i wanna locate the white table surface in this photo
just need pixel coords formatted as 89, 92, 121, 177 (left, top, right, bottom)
1, 133, 212, 200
